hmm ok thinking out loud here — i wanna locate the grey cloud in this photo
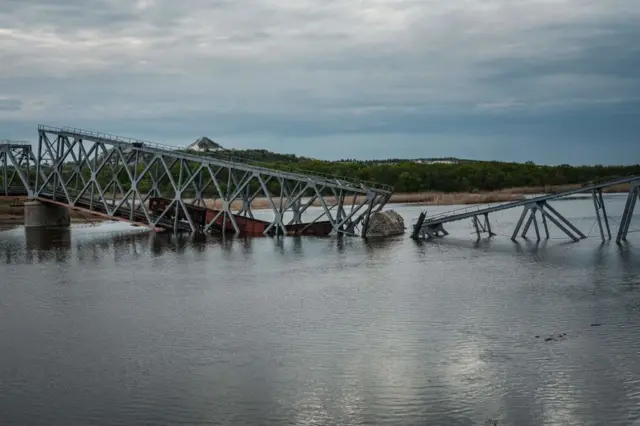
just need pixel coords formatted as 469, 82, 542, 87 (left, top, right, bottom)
0, 0, 639, 163
0, 98, 22, 111
482, 19, 640, 82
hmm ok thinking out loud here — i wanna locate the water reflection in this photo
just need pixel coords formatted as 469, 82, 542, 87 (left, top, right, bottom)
25, 228, 72, 251
0, 201, 639, 426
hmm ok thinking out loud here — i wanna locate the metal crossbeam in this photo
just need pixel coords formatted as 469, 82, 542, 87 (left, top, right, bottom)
25, 125, 393, 237
412, 175, 640, 244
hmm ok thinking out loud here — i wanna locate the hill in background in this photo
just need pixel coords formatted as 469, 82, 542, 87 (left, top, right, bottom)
186, 137, 224, 152
187, 137, 468, 165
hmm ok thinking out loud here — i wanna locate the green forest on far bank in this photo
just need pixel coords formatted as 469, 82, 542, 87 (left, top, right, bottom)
8, 147, 637, 197
207, 149, 640, 193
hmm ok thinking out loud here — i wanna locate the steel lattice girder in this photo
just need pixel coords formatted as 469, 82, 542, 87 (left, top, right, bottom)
412, 174, 640, 243
0, 143, 39, 197
33, 125, 393, 236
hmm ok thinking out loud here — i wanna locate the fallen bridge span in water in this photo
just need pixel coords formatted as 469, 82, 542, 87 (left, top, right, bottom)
1, 126, 394, 237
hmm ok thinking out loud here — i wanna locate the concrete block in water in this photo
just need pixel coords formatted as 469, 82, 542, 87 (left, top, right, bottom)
24, 200, 70, 228
366, 210, 405, 237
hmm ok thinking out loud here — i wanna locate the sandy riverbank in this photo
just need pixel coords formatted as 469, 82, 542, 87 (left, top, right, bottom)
388, 182, 631, 206
184, 192, 525, 211
194, 182, 631, 210
0, 201, 104, 225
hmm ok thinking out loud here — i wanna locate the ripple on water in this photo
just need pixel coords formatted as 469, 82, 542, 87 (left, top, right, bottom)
1, 199, 639, 425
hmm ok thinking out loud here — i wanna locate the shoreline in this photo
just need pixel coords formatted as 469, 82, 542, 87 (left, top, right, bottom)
0, 183, 630, 225
0, 201, 105, 226
386, 182, 630, 206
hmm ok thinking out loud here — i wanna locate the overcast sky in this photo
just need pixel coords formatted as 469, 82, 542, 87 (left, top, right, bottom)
1, 0, 639, 164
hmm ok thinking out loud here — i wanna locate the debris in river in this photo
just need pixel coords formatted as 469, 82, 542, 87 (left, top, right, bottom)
544, 332, 568, 342
365, 210, 406, 237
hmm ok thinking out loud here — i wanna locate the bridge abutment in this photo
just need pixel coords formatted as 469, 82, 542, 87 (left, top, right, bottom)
24, 200, 70, 229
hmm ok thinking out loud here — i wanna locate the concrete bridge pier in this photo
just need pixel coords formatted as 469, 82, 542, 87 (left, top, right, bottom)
24, 200, 70, 229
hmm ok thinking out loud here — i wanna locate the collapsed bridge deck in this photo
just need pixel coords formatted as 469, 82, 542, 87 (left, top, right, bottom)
412, 175, 640, 244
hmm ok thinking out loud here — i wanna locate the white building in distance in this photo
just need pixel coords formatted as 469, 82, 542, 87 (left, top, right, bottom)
186, 137, 223, 153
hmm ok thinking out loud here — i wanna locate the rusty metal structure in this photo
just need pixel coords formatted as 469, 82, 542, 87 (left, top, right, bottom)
3, 125, 393, 236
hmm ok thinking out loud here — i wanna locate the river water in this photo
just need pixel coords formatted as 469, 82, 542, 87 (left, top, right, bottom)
1, 195, 639, 426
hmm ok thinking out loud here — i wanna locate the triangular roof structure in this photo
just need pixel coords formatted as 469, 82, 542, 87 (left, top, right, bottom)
187, 137, 223, 151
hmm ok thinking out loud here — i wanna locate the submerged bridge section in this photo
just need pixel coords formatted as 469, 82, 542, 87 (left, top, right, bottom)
412, 176, 640, 244
2, 126, 393, 237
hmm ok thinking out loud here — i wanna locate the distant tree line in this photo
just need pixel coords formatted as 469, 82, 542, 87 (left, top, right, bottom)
11, 147, 638, 197
192, 149, 640, 193
261, 159, 640, 193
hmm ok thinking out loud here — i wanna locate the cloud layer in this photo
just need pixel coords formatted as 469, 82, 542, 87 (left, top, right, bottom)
1, 0, 639, 163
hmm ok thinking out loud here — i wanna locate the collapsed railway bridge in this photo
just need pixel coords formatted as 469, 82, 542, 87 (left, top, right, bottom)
1, 126, 394, 237
411, 176, 640, 244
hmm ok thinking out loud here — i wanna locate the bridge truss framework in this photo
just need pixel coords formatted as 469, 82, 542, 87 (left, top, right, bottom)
1, 142, 37, 198
12, 125, 393, 236
412, 176, 640, 244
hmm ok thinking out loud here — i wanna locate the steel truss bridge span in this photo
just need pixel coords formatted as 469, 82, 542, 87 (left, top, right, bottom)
412, 175, 640, 244
3, 126, 394, 236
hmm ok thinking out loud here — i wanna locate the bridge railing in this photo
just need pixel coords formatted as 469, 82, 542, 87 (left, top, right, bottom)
38, 125, 394, 193
422, 202, 505, 222
0, 140, 32, 147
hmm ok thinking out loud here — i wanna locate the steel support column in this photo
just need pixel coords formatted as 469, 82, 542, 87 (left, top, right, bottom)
592, 190, 606, 242
512, 206, 530, 241
598, 190, 612, 240
616, 183, 639, 243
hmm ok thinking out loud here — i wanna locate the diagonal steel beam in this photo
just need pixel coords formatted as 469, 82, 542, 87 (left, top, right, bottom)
538, 204, 579, 242
542, 202, 586, 239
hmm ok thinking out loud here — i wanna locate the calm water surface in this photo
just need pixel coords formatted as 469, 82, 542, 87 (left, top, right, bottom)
1, 196, 639, 426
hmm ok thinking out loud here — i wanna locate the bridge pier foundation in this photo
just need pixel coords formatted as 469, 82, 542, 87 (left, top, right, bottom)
24, 200, 70, 229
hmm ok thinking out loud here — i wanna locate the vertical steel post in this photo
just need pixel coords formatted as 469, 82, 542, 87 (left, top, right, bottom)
539, 204, 550, 239
90, 141, 96, 210
361, 191, 377, 238
598, 189, 611, 240
278, 177, 285, 236
472, 215, 481, 239
35, 133, 43, 194
484, 213, 494, 237
592, 189, 605, 242
130, 150, 139, 221
1, 147, 7, 196
616, 185, 638, 243
532, 208, 541, 241
521, 209, 535, 238
222, 167, 231, 234
512, 206, 529, 241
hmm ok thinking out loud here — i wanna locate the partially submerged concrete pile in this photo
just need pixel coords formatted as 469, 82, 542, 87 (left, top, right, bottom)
366, 210, 405, 237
